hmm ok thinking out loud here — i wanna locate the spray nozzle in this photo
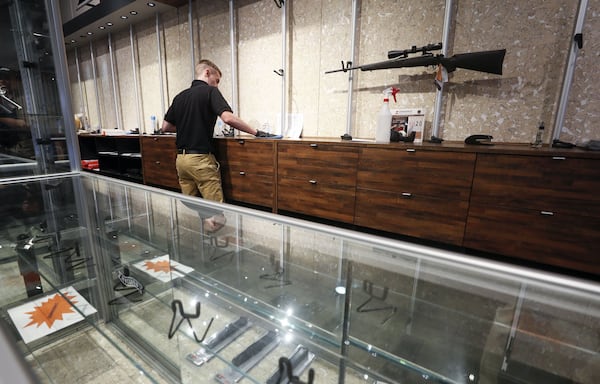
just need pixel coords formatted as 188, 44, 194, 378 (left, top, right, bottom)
383, 87, 400, 103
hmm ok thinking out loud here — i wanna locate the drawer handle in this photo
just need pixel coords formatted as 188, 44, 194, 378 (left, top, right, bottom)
406, 148, 416, 153
309, 180, 317, 184
155, 161, 160, 165
401, 192, 412, 198
540, 211, 554, 216
310, 143, 318, 148
552, 156, 566, 160
239, 171, 246, 176
238, 139, 245, 145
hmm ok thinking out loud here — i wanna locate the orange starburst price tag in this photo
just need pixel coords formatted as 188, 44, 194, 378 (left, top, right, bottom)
25, 293, 78, 328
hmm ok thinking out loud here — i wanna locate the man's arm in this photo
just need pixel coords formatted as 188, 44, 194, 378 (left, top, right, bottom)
161, 119, 176, 133
220, 111, 258, 136
0, 117, 28, 130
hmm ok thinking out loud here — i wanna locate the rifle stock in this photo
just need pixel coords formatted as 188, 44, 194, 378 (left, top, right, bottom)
360, 49, 506, 75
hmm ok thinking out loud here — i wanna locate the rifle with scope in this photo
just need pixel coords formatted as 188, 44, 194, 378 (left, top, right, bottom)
325, 43, 506, 75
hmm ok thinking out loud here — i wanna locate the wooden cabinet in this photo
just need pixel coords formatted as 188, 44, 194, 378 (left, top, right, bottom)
355, 147, 475, 245
464, 153, 600, 274
80, 134, 600, 276
140, 136, 179, 190
215, 138, 275, 208
277, 142, 359, 223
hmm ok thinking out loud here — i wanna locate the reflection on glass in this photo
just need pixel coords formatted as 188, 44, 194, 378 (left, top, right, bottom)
0, 0, 72, 179
1, 173, 599, 384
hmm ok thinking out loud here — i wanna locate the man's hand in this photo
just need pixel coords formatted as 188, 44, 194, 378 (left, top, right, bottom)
0, 117, 28, 130
255, 130, 282, 139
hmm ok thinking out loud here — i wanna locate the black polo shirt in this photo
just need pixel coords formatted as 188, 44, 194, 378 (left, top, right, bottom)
164, 80, 232, 153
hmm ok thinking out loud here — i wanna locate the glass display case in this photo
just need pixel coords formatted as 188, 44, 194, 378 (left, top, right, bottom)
0, 173, 599, 384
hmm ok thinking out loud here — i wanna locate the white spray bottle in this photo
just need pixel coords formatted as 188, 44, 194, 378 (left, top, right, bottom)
375, 87, 399, 144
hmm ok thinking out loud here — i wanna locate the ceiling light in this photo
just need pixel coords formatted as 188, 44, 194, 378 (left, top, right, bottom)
98, 26, 105, 30
147, 2, 156, 7
120, 15, 128, 19
130, 11, 138, 15
87, 31, 93, 35
106, 22, 113, 26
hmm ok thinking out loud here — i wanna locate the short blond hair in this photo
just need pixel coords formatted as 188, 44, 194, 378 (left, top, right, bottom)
195, 59, 222, 78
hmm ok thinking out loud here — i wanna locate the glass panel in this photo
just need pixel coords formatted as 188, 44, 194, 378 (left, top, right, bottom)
78, 174, 600, 384
2, 173, 599, 383
1, 0, 72, 179
0, 174, 159, 383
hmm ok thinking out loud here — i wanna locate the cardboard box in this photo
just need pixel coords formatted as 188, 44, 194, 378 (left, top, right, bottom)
391, 108, 425, 144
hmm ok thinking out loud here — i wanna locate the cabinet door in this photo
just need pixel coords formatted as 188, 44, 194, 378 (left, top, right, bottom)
464, 204, 600, 275
215, 139, 275, 208
220, 170, 273, 208
277, 177, 356, 223
357, 147, 475, 199
217, 139, 275, 176
141, 136, 179, 190
355, 189, 469, 245
471, 154, 600, 217
278, 142, 359, 186
356, 147, 474, 244
78, 136, 97, 160
277, 142, 358, 221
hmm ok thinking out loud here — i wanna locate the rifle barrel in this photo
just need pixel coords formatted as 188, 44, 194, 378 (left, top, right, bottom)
360, 55, 438, 71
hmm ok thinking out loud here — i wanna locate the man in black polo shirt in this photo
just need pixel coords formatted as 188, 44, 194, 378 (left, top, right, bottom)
161, 59, 274, 232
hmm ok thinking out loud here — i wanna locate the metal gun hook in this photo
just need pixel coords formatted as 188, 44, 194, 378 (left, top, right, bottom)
168, 299, 214, 343
356, 280, 397, 324
275, 357, 315, 384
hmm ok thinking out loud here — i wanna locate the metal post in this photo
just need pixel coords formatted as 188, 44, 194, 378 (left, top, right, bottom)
75, 47, 87, 120
90, 40, 103, 130
229, 0, 239, 114
339, 260, 353, 384
189, 0, 196, 82
431, 0, 454, 140
108, 32, 123, 130
552, 0, 588, 143
156, 12, 166, 116
130, 25, 142, 132
280, 0, 288, 136
345, 0, 360, 137
44, 0, 79, 171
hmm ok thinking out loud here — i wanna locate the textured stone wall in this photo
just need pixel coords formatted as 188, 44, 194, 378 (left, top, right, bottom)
562, 0, 600, 144
66, 0, 597, 142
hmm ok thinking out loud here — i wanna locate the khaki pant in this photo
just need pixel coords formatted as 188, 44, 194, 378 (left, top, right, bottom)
175, 153, 224, 203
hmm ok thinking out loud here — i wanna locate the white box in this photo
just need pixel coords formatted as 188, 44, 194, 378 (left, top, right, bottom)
391, 108, 425, 144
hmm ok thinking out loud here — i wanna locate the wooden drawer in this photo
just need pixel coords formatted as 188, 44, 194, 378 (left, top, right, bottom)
278, 142, 358, 186
471, 154, 600, 217
464, 204, 600, 275
277, 177, 356, 223
355, 189, 469, 245
216, 139, 275, 176
215, 138, 275, 206
357, 147, 475, 200
221, 169, 273, 207
141, 136, 179, 189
